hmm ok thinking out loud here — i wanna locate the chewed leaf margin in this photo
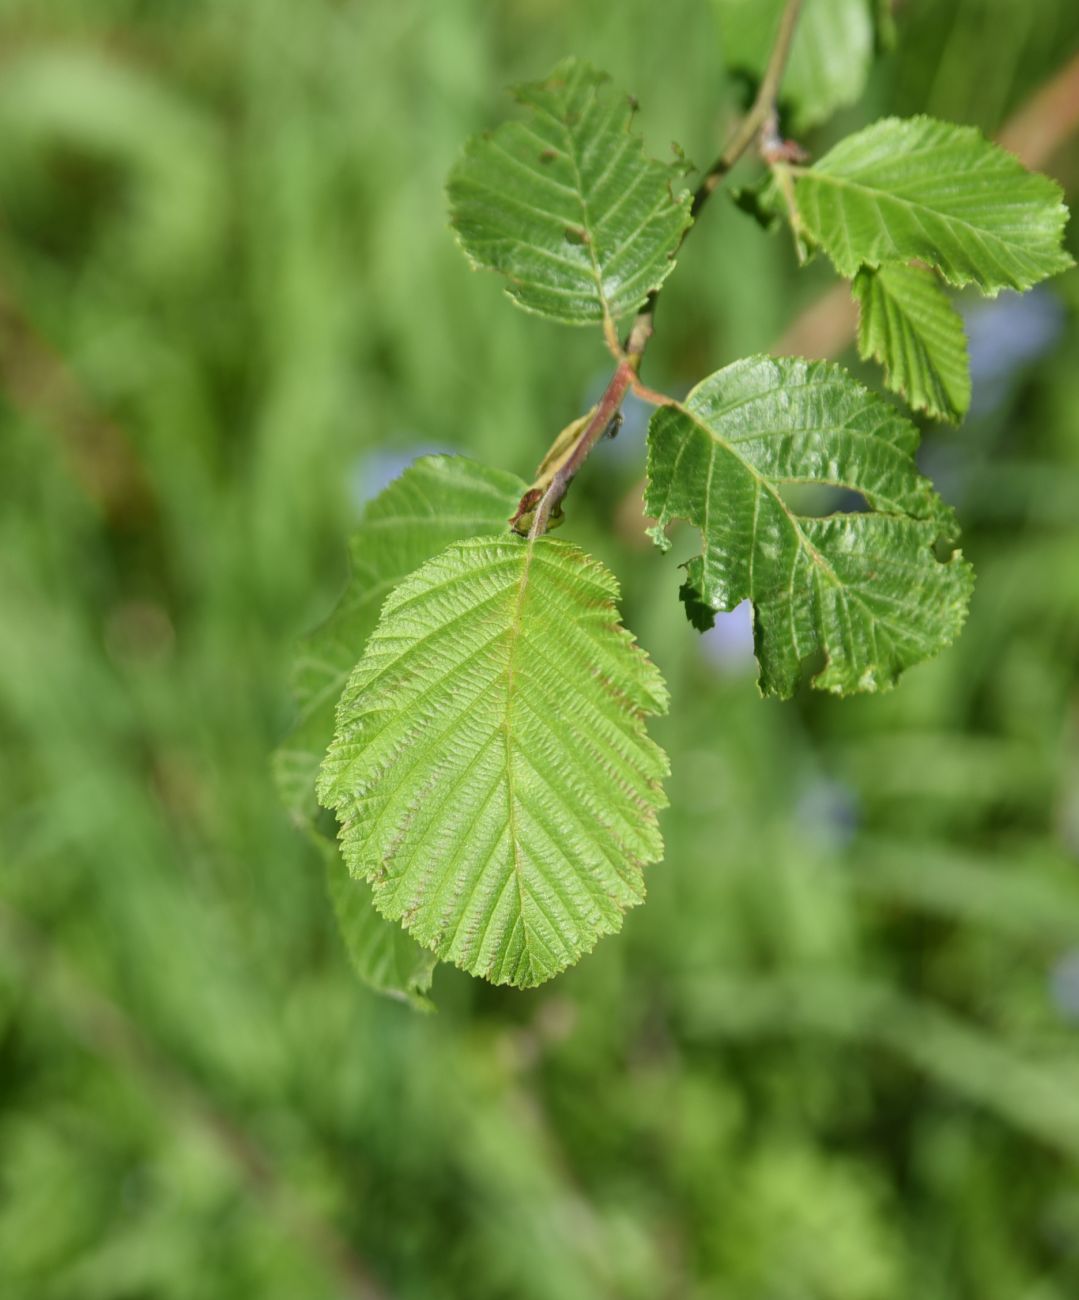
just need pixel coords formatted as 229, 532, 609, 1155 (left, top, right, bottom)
644, 355, 975, 697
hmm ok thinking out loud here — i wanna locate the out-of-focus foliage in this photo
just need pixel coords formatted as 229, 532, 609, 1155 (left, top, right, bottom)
714, 0, 875, 129
1, 1, 1078, 1297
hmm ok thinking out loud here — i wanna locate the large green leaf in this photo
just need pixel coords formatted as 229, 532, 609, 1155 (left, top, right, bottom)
318, 536, 669, 988
852, 263, 971, 423
274, 456, 526, 1005
645, 356, 974, 697
787, 116, 1073, 292
447, 58, 692, 326
715, 0, 873, 130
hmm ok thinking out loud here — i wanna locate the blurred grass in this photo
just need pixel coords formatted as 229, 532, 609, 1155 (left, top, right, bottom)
1, 1, 1079, 1297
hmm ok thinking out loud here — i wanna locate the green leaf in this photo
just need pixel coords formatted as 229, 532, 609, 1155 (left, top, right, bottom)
274, 456, 526, 1006
319, 828, 435, 1009
715, 0, 873, 130
788, 116, 1073, 292
276, 456, 527, 824
645, 356, 974, 697
318, 536, 669, 988
852, 263, 971, 423
447, 58, 692, 326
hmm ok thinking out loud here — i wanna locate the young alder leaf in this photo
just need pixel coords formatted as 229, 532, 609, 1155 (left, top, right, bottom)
852, 263, 972, 424
274, 456, 526, 1006
317, 536, 669, 989
788, 116, 1073, 293
645, 356, 974, 698
715, 0, 873, 131
447, 58, 692, 326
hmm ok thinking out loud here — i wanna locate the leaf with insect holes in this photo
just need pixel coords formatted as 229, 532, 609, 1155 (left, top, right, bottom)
715, 0, 873, 131
448, 57, 692, 325
852, 263, 971, 423
317, 536, 669, 988
787, 116, 1073, 293
274, 456, 526, 1006
645, 356, 974, 698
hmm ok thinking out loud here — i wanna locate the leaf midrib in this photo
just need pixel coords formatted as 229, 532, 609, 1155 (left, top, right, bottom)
672, 402, 947, 653
501, 538, 538, 985
790, 165, 1044, 275
675, 401, 843, 590
680, 401, 940, 523
534, 72, 610, 324
856, 268, 967, 419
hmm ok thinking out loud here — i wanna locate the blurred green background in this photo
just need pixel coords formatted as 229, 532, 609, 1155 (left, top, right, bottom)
2, 1, 1079, 1297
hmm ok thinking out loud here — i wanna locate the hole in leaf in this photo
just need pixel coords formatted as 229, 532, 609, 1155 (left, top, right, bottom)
777, 483, 871, 516
798, 644, 828, 686
679, 580, 716, 632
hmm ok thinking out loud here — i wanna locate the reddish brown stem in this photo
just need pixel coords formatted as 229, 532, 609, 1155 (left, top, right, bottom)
527, 361, 635, 539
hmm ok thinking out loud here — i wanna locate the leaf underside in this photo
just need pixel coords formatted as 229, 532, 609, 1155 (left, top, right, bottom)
853, 263, 972, 424
274, 456, 526, 1005
791, 116, 1073, 293
448, 57, 692, 325
318, 536, 669, 989
645, 356, 974, 698
716, 0, 873, 131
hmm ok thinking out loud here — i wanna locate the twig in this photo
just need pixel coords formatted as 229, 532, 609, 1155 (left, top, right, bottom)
626, 0, 806, 371
527, 361, 635, 539
516, 0, 805, 536
687, 0, 805, 220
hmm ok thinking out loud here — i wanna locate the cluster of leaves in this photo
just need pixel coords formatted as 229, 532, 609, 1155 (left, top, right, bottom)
5, 1, 1079, 1297
279, 9, 1072, 996
765, 113, 1072, 419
